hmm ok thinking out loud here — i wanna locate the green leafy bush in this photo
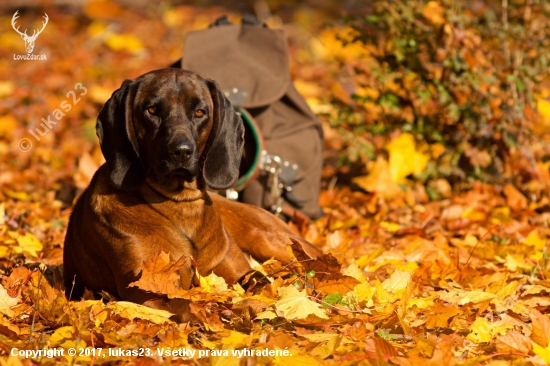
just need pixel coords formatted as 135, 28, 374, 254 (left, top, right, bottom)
331, 0, 550, 184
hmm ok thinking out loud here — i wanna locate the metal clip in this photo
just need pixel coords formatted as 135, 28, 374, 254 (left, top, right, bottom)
261, 153, 282, 213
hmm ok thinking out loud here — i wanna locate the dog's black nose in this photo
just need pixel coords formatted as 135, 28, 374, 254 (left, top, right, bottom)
169, 140, 194, 162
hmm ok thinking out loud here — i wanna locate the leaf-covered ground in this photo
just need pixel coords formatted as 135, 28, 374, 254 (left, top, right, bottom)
0, 2, 549, 365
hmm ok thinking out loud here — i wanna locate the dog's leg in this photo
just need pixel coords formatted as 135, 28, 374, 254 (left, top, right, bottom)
211, 194, 321, 263
211, 236, 255, 285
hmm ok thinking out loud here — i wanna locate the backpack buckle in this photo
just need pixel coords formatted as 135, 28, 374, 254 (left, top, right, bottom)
259, 152, 299, 214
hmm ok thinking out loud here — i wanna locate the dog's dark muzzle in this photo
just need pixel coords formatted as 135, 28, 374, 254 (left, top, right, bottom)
155, 137, 198, 181
168, 138, 195, 163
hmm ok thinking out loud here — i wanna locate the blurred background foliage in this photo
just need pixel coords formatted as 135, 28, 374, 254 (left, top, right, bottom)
306, 0, 550, 197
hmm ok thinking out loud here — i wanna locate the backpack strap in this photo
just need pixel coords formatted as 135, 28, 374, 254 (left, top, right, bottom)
210, 13, 265, 27
211, 15, 233, 27
241, 13, 264, 26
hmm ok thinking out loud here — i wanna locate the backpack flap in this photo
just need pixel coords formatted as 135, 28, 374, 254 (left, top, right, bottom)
182, 24, 290, 108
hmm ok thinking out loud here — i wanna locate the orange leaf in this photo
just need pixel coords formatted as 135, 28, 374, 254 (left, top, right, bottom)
129, 251, 190, 296
425, 301, 460, 329
503, 184, 528, 211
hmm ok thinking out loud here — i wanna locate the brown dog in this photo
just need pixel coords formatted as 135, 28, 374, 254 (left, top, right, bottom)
63, 69, 320, 320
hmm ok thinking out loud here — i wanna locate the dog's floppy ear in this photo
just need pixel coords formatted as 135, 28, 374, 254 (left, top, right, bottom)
96, 79, 145, 190
203, 80, 244, 190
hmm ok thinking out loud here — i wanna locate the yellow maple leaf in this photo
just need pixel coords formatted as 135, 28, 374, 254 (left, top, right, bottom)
467, 317, 513, 343
106, 301, 173, 324
49, 326, 90, 363
457, 291, 497, 305
199, 272, 229, 294
503, 254, 531, 272
302, 333, 341, 343
394, 261, 419, 271
407, 294, 436, 309
494, 281, 520, 299
382, 270, 412, 294
274, 286, 328, 320
105, 33, 143, 54
352, 157, 401, 199
7, 232, 43, 257
342, 263, 366, 282
343, 264, 375, 305
439, 289, 496, 305
49, 326, 75, 348
310, 334, 343, 360
221, 331, 250, 349
386, 133, 430, 183
467, 317, 492, 343
524, 230, 546, 251
346, 282, 375, 307
533, 341, 550, 363
255, 310, 278, 320
375, 278, 390, 304
250, 294, 277, 304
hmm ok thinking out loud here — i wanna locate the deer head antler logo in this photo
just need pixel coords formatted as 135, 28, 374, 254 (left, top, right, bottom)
11, 11, 49, 54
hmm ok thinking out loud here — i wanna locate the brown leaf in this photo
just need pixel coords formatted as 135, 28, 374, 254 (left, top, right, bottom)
446, 218, 472, 231
265, 332, 296, 350
290, 239, 360, 295
374, 337, 399, 357
232, 299, 269, 317
24, 271, 69, 325
496, 331, 532, 354
345, 321, 367, 340
395, 227, 428, 238
189, 302, 224, 332
427, 335, 459, 365
2, 266, 31, 297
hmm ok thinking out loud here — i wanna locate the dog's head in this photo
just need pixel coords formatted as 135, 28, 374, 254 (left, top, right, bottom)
96, 69, 244, 198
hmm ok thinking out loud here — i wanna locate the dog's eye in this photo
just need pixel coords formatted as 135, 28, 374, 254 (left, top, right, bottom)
194, 109, 205, 118
147, 106, 157, 116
